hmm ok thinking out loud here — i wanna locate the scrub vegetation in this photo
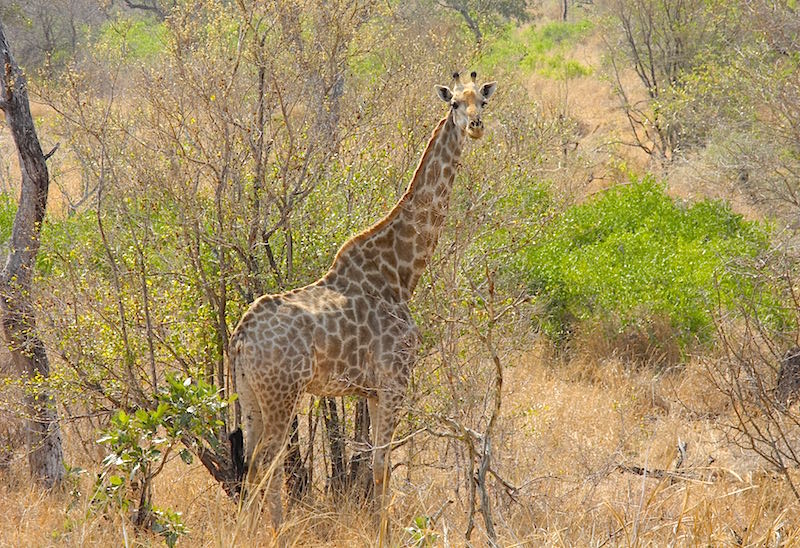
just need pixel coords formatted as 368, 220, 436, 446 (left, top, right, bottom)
1, 0, 799, 545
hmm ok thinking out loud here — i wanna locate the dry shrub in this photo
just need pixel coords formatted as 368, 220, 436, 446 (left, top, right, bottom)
705, 248, 800, 501
572, 312, 683, 371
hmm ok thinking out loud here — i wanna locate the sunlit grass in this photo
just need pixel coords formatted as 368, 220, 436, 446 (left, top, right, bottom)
2, 349, 799, 546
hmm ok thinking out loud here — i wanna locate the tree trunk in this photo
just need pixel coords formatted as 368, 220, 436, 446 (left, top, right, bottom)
0, 22, 64, 488
562, 0, 568, 21
347, 397, 372, 500
322, 396, 346, 495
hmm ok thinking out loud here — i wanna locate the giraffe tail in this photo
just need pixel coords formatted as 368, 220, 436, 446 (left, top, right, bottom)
228, 333, 247, 492
229, 427, 245, 488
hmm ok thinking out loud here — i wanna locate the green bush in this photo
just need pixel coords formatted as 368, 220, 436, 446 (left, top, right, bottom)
94, 16, 166, 60
479, 20, 593, 79
524, 177, 780, 349
93, 374, 232, 546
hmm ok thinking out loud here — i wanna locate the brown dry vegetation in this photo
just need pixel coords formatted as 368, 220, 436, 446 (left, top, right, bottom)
2, 348, 799, 546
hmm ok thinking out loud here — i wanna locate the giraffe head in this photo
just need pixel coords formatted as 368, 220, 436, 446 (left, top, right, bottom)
435, 71, 497, 140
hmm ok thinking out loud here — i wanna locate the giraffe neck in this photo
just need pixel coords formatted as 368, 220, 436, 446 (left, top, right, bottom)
328, 110, 464, 301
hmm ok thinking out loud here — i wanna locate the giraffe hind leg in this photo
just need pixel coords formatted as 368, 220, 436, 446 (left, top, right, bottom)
235, 361, 263, 496
249, 389, 304, 530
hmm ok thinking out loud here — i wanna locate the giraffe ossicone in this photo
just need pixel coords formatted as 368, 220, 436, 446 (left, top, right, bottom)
230, 72, 498, 529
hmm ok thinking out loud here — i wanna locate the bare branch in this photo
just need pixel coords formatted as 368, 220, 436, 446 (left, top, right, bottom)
43, 142, 59, 161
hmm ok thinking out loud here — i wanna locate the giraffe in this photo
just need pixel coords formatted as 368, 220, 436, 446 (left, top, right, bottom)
230, 71, 498, 528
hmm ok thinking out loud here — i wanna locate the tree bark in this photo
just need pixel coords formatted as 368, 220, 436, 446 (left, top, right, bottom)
322, 396, 346, 495
123, 0, 167, 20
0, 22, 64, 488
347, 397, 372, 500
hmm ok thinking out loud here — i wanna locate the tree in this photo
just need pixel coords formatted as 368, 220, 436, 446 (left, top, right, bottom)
0, 22, 64, 488
0, 0, 104, 69
435, 0, 532, 43
602, 0, 712, 162
120, 0, 175, 20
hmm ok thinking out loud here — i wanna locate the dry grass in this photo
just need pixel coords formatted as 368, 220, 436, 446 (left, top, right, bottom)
523, 19, 656, 198
2, 346, 799, 547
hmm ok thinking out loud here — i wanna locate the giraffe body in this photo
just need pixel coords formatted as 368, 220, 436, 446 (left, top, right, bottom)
231, 72, 497, 528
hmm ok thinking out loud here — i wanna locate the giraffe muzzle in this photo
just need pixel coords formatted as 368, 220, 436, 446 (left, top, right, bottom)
467, 119, 484, 139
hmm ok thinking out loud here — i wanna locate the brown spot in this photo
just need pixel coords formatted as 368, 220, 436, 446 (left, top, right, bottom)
367, 310, 380, 333
379, 260, 398, 280
374, 228, 395, 250
396, 220, 414, 241
396, 239, 414, 263
327, 335, 342, 358
342, 337, 357, 359
354, 298, 369, 322
398, 266, 412, 288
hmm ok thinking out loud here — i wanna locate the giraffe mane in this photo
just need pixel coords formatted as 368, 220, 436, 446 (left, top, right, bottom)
332, 112, 451, 262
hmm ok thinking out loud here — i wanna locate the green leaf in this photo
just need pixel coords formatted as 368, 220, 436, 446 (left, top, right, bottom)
179, 448, 193, 465
135, 408, 149, 423
117, 410, 129, 425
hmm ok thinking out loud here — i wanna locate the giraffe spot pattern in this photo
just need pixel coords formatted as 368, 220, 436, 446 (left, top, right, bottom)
229, 81, 493, 527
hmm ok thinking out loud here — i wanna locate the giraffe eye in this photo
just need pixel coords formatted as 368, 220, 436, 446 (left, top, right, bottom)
452, 102, 459, 109
481, 101, 487, 107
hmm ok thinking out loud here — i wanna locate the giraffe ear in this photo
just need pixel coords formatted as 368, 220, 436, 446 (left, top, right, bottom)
480, 81, 497, 100
435, 85, 453, 103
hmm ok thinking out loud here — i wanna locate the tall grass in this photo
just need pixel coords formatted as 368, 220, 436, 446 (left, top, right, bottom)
2, 351, 799, 546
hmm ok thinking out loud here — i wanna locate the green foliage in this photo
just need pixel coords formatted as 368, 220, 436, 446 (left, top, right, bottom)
405, 515, 439, 547
0, 192, 16, 246
37, 190, 229, 403
92, 374, 231, 546
479, 20, 593, 79
94, 16, 166, 60
524, 177, 780, 347
37, 208, 100, 275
